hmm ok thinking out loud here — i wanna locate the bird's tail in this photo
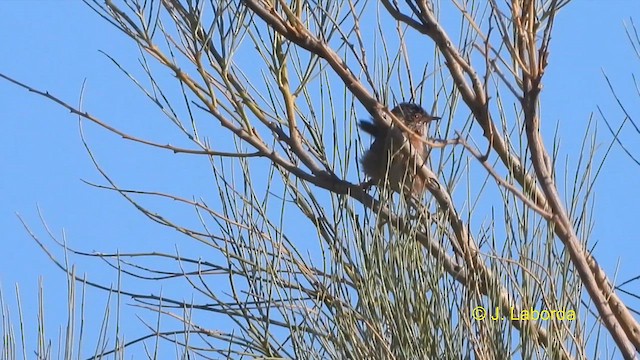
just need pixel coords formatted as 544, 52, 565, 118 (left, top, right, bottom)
358, 120, 380, 137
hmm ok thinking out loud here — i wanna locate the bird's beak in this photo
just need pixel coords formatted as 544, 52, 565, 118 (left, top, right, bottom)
430, 116, 441, 121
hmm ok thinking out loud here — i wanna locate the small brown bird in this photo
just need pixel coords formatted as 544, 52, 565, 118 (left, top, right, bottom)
359, 103, 440, 196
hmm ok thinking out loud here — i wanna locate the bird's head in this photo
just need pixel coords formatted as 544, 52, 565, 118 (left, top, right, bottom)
391, 103, 440, 132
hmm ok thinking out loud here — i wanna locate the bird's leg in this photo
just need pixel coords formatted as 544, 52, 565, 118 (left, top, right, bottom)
360, 178, 376, 191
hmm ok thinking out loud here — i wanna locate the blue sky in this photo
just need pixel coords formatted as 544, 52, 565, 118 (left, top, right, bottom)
2, 1, 640, 358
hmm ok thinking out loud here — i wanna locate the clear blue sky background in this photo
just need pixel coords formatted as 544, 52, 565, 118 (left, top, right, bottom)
2, 1, 640, 358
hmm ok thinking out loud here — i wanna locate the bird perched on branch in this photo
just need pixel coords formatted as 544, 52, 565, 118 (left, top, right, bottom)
359, 103, 440, 196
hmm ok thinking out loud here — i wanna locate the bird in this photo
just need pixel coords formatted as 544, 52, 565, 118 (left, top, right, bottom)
359, 102, 440, 196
